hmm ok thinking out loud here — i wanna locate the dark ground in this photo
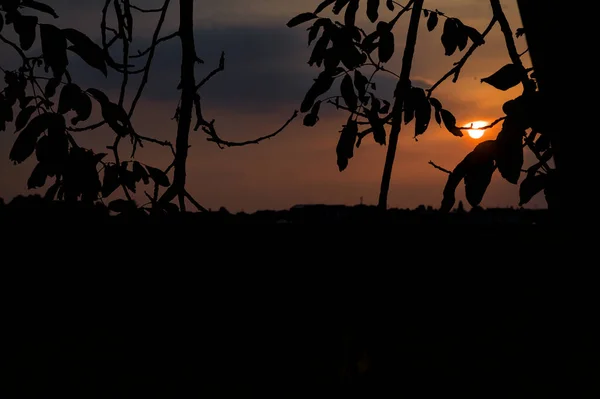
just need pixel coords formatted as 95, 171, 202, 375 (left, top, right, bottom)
1, 195, 591, 398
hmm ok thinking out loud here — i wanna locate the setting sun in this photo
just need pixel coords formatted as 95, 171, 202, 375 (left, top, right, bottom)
466, 121, 489, 139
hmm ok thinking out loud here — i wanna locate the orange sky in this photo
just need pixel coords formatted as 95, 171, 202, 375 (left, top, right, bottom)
0, 0, 544, 212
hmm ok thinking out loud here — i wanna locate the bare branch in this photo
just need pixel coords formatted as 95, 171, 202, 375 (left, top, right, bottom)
68, 121, 106, 132
457, 116, 505, 130
130, 4, 166, 13
206, 111, 299, 147
0, 34, 28, 63
429, 161, 452, 174
131, 32, 178, 59
184, 190, 208, 212
129, 0, 171, 117
195, 52, 225, 91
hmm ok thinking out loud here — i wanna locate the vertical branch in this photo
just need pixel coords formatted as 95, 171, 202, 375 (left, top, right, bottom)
377, 0, 424, 210
161, 0, 196, 210
115, 0, 130, 107
128, 0, 171, 117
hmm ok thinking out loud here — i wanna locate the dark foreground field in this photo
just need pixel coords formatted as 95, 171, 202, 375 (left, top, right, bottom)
1, 196, 589, 398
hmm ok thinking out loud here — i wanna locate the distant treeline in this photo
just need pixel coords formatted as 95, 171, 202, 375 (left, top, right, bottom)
0, 195, 548, 225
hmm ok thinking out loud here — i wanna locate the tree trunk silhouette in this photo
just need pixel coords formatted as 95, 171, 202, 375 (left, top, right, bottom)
377, 0, 424, 210
169, 0, 196, 211
516, 0, 590, 221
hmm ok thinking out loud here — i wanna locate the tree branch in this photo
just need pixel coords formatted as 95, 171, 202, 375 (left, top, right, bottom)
131, 31, 178, 59
205, 110, 299, 147
428, 161, 451, 174
427, 17, 497, 97
195, 52, 225, 91
128, 0, 171, 117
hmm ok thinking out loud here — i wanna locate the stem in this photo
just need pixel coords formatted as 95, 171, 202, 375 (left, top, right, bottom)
162, 0, 196, 211
377, 0, 424, 210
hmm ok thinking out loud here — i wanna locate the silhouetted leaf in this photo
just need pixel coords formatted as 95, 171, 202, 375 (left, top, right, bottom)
87, 88, 133, 137
57, 83, 79, 114
344, 0, 359, 27
441, 140, 496, 212
341, 74, 358, 111
287, 12, 318, 28
120, 166, 137, 193
427, 12, 438, 31
361, 30, 379, 53
63, 28, 108, 76
336, 117, 358, 171
515, 27, 525, 38
108, 199, 137, 214
102, 164, 119, 198
333, 0, 351, 14
15, 105, 37, 132
324, 46, 341, 70
44, 77, 60, 98
413, 88, 431, 137
10, 112, 54, 164
519, 172, 547, 206
58, 83, 92, 124
464, 25, 484, 45
464, 140, 496, 207
36, 131, 68, 176
481, 64, 524, 91
132, 161, 149, 184
440, 109, 463, 136
22, 1, 58, 18
367, 0, 380, 23
40, 24, 68, 78
303, 100, 321, 127
378, 30, 394, 63
20, 96, 35, 108
315, 0, 336, 14
380, 99, 390, 114
386, 0, 394, 11
307, 18, 330, 45
495, 120, 524, 184
535, 133, 551, 153
429, 97, 442, 110
353, 70, 369, 100
47, 111, 66, 137
301, 71, 335, 113
146, 166, 170, 187
367, 99, 386, 145
308, 32, 330, 67
441, 18, 458, 56
13, 14, 37, 50
454, 19, 468, 51
27, 162, 48, 189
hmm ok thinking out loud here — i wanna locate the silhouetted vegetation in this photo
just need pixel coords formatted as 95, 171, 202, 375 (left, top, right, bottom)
0, 193, 549, 225
0, 0, 296, 215
289, 0, 555, 211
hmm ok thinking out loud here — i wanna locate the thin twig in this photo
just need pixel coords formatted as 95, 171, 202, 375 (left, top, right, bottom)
206, 111, 299, 147
131, 31, 178, 59
429, 161, 451, 174
129, 0, 171, 117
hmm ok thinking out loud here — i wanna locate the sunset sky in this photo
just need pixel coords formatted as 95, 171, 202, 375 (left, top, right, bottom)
0, 0, 544, 212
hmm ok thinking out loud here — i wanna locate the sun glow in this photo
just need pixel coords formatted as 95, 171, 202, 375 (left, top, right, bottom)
466, 121, 488, 139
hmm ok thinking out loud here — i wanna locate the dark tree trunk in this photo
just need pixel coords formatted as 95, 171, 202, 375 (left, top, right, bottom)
517, 1, 592, 222
172, 0, 196, 211
378, 0, 424, 210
